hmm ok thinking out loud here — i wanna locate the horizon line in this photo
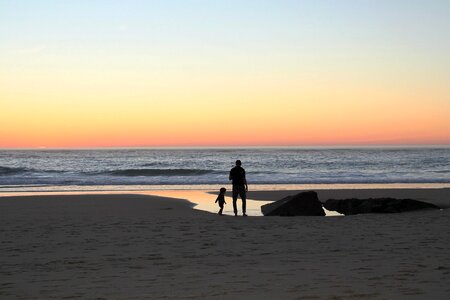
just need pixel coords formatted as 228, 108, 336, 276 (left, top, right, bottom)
1, 144, 450, 150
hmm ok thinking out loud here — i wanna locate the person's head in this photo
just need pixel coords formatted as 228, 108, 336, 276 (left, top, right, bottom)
219, 187, 226, 194
235, 160, 242, 166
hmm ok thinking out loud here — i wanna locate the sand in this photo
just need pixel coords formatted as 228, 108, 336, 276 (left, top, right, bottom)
1, 189, 449, 299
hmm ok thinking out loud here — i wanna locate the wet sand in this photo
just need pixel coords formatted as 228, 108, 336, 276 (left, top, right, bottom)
1, 189, 449, 299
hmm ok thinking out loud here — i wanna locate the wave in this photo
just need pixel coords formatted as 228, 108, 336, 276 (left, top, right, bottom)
0, 166, 30, 175
104, 168, 216, 177
434, 170, 450, 174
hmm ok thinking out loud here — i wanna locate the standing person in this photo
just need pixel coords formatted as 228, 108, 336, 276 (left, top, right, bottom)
215, 187, 227, 215
229, 160, 248, 216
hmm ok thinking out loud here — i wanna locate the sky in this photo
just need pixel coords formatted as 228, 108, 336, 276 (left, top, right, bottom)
1, 0, 449, 148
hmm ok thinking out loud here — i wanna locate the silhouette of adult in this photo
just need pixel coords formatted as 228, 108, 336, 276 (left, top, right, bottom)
229, 160, 248, 216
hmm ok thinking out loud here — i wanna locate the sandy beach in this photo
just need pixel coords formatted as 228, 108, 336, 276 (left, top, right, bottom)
1, 188, 449, 299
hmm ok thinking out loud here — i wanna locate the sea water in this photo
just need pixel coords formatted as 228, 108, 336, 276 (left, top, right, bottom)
1, 147, 449, 192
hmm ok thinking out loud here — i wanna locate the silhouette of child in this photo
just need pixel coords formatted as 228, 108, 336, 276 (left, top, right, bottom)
215, 187, 227, 215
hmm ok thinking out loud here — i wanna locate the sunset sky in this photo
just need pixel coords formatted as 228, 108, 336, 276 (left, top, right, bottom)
1, 0, 449, 148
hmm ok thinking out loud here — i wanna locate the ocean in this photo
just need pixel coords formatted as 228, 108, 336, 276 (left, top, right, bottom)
1, 147, 449, 192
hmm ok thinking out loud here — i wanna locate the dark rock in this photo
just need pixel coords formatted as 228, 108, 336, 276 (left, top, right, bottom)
323, 198, 440, 215
261, 191, 325, 216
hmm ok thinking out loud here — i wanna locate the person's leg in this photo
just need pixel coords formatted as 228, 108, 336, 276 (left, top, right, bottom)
232, 188, 238, 216
240, 188, 247, 215
219, 205, 223, 215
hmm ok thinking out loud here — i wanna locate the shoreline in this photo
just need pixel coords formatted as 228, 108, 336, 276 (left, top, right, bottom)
1, 182, 450, 194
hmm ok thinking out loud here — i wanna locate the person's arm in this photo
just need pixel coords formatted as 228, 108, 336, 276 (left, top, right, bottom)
215, 196, 219, 203
243, 170, 248, 192
229, 169, 232, 181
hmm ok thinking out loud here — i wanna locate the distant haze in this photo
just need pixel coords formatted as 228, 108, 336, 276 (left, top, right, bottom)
1, 1, 449, 148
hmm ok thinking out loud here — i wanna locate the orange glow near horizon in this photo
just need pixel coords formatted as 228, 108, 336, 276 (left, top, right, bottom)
2, 76, 449, 148
1, 70, 450, 148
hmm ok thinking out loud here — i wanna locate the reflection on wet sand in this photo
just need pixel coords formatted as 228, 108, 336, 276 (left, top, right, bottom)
146, 190, 272, 216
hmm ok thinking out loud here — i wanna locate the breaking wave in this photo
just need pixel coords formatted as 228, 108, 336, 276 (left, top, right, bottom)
0, 166, 30, 175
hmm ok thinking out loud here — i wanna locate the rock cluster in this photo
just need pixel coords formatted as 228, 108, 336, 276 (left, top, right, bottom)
323, 198, 440, 215
261, 191, 441, 216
